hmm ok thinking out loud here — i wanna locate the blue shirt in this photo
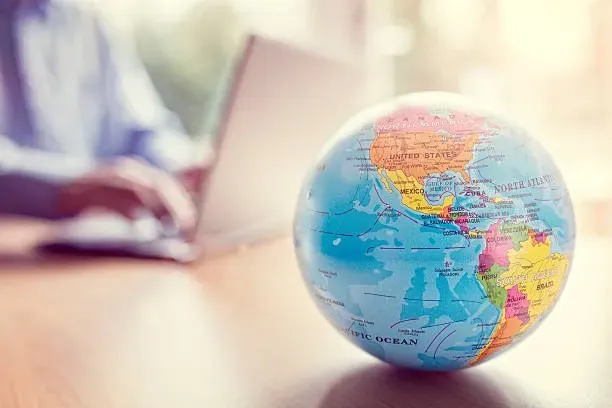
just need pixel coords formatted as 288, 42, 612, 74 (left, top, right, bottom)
0, 0, 200, 219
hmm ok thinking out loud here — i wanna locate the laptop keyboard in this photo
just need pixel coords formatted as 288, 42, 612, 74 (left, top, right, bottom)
57, 212, 182, 244
132, 214, 181, 241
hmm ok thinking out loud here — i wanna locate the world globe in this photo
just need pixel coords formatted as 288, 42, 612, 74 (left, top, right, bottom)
293, 92, 575, 371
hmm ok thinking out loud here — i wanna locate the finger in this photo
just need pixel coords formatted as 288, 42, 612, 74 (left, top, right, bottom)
120, 166, 197, 232
153, 172, 198, 233
110, 196, 146, 220
107, 159, 197, 233
125, 182, 170, 220
109, 160, 173, 219
87, 189, 149, 220
63, 159, 168, 219
177, 166, 207, 194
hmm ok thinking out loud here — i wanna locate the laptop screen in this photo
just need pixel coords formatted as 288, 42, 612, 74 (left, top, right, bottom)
199, 34, 254, 148
193, 33, 366, 254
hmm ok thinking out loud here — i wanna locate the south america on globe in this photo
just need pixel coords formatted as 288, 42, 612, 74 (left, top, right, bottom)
293, 92, 575, 371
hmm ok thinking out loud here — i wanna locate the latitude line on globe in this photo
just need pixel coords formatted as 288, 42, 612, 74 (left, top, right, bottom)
306, 210, 387, 237
422, 320, 466, 328
309, 183, 363, 216
293, 94, 575, 371
358, 294, 485, 305
534, 194, 567, 202
363, 292, 396, 299
402, 298, 482, 304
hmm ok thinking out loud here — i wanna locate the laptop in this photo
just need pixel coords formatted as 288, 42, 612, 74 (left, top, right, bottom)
37, 33, 366, 262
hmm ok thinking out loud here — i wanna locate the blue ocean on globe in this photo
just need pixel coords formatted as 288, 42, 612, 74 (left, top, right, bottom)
293, 92, 575, 371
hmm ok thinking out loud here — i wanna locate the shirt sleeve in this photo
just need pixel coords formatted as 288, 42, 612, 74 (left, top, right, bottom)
94, 13, 203, 173
0, 135, 96, 219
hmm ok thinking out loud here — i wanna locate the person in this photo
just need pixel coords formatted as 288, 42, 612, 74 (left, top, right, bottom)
0, 0, 210, 234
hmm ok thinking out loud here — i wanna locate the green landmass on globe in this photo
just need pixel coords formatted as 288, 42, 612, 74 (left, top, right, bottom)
293, 92, 575, 371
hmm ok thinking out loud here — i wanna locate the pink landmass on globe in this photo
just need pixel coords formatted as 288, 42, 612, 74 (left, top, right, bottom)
530, 230, 549, 245
374, 107, 487, 135
479, 222, 514, 271
504, 285, 530, 324
454, 215, 470, 234
370, 107, 489, 185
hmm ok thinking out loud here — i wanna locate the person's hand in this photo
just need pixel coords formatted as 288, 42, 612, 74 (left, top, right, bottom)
176, 164, 209, 198
57, 158, 197, 233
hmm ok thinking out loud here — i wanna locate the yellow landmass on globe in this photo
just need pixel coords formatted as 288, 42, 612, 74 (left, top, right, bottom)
468, 229, 486, 239
470, 235, 569, 366
378, 169, 393, 193
383, 169, 454, 215
513, 256, 569, 334
504, 236, 569, 334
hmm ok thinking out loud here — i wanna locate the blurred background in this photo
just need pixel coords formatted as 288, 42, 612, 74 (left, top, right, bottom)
96, 0, 612, 236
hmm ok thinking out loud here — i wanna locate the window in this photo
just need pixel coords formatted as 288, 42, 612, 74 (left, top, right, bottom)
97, 0, 394, 135
388, 0, 609, 200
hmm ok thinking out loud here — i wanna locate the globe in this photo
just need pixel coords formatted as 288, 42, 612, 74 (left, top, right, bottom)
293, 92, 575, 371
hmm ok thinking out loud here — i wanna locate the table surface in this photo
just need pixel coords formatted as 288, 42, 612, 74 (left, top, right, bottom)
0, 217, 608, 408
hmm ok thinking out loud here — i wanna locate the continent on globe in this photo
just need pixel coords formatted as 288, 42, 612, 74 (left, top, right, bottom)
478, 221, 526, 271
370, 130, 480, 186
369, 109, 486, 220
380, 169, 454, 215
293, 92, 575, 372
471, 223, 569, 365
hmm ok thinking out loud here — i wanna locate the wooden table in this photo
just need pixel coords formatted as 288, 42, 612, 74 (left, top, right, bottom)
0, 217, 608, 408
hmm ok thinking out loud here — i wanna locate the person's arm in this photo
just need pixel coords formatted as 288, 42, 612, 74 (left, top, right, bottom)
0, 136, 97, 219
94, 13, 205, 174
0, 137, 197, 230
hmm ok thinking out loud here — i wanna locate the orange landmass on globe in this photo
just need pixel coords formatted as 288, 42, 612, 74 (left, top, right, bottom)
370, 131, 480, 185
371, 108, 484, 216
471, 314, 523, 365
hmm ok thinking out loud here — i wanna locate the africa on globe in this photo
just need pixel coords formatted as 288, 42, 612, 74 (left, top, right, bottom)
293, 92, 575, 371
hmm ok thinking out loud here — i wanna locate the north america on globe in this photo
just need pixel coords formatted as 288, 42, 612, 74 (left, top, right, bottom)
293, 93, 575, 371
